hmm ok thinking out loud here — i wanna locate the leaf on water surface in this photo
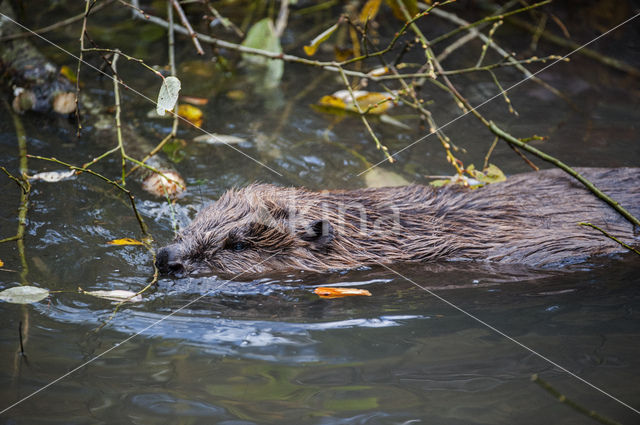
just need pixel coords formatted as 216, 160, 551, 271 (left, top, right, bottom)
314, 287, 372, 299
59, 65, 78, 84
0, 286, 49, 304
241, 18, 283, 88
303, 22, 340, 56
84, 289, 143, 303
318, 90, 394, 115
29, 170, 76, 182
107, 238, 144, 246
177, 104, 203, 127
193, 133, 247, 145
429, 164, 506, 188
467, 164, 506, 185
368, 66, 390, 77
0, 259, 4, 267
156, 76, 181, 116
364, 168, 410, 188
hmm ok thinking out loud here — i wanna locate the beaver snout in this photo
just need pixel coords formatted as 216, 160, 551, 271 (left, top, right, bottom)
156, 244, 185, 275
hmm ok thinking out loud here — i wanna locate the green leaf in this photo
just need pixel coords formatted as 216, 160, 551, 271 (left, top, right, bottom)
156, 76, 181, 116
241, 18, 283, 88
0, 286, 49, 304
467, 163, 506, 185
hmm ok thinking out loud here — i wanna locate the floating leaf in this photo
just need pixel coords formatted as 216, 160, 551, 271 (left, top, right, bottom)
318, 90, 394, 115
85, 289, 143, 303
360, 0, 382, 22
0, 259, 4, 267
314, 287, 372, 299
156, 76, 181, 116
0, 286, 49, 304
107, 238, 144, 246
304, 22, 339, 56
318, 94, 348, 111
368, 66, 390, 77
241, 18, 283, 88
193, 133, 247, 145
29, 170, 76, 182
177, 104, 203, 127
59, 65, 78, 84
467, 164, 506, 185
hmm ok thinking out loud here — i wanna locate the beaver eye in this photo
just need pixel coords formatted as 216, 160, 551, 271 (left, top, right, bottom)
231, 241, 248, 252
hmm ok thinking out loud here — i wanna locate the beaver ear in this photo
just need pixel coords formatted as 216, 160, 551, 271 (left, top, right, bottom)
300, 219, 334, 247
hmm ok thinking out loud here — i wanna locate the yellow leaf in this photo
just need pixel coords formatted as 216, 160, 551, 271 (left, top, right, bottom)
0, 259, 4, 267
317, 91, 393, 115
178, 104, 204, 127
360, 0, 382, 23
304, 23, 340, 56
314, 287, 372, 299
303, 45, 318, 56
354, 92, 393, 114
107, 238, 144, 246
60, 65, 77, 83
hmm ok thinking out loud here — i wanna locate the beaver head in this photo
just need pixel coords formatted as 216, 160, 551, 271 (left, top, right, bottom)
155, 184, 369, 276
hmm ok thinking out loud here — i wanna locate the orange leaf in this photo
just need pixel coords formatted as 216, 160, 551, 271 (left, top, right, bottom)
0, 259, 4, 267
314, 287, 372, 299
107, 238, 144, 246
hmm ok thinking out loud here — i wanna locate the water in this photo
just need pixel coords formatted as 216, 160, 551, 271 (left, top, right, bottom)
1, 2, 639, 424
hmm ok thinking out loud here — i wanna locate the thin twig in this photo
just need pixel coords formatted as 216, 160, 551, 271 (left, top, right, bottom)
579, 223, 640, 256
337, 67, 393, 162
0, 0, 113, 41
170, 0, 204, 55
489, 123, 640, 228
532, 374, 623, 425
27, 155, 150, 237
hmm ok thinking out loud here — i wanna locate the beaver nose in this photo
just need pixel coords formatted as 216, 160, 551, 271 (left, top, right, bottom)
156, 245, 185, 275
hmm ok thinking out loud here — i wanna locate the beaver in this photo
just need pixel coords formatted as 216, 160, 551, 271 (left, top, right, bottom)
156, 167, 639, 276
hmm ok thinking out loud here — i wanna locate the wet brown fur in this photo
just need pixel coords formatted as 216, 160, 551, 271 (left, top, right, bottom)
158, 168, 639, 275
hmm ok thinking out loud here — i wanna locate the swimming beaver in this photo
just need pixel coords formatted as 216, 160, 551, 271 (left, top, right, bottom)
156, 168, 639, 276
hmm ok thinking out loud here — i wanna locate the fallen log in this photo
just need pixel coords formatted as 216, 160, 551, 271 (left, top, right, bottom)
0, 1, 185, 198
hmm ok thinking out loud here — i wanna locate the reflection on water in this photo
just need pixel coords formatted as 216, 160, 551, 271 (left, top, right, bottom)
2, 261, 639, 424
1, 1, 640, 424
